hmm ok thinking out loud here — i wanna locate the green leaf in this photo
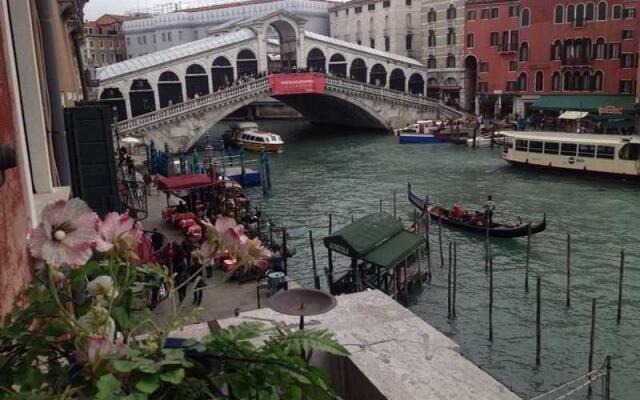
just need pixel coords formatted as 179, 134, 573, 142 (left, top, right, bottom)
159, 368, 185, 384
113, 359, 137, 373
123, 394, 148, 400
135, 374, 160, 394
285, 385, 303, 400
271, 329, 350, 357
96, 373, 122, 400
135, 359, 161, 374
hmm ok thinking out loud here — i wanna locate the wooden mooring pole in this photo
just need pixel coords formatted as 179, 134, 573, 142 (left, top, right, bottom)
485, 223, 490, 272
379, 199, 383, 213
536, 275, 541, 366
453, 241, 457, 318
282, 227, 288, 275
566, 233, 571, 308
525, 224, 531, 293
448, 241, 452, 320
327, 214, 334, 293
426, 214, 432, 281
588, 298, 596, 396
439, 219, 444, 268
309, 231, 320, 289
617, 249, 625, 325
393, 191, 397, 218
489, 256, 493, 342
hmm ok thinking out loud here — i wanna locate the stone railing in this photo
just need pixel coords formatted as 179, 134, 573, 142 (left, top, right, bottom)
117, 77, 270, 134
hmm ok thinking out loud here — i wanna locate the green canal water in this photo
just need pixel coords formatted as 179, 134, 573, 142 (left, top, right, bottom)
208, 120, 640, 400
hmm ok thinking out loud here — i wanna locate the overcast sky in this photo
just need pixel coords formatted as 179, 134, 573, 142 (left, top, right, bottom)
83, 0, 345, 20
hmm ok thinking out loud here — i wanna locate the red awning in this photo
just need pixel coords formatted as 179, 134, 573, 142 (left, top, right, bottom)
157, 174, 215, 191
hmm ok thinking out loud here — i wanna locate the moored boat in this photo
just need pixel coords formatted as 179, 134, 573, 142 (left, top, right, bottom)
397, 120, 447, 144
224, 122, 284, 152
407, 184, 546, 238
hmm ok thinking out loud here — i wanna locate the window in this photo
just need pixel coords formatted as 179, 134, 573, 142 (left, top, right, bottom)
597, 2, 607, 20
481, 8, 489, 19
620, 80, 634, 94
564, 71, 573, 90
355, 6, 362, 13
551, 71, 561, 90
576, 4, 585, 26
116, 41, 120, 49
613, 5, 622, 19
405, 34, 412, 50
515, 140, 528, 151
607, 43, 620, 59
167, 32, 172, 42
544, 142, 560, 154
567, 4, 575, 22
429, 8, 438, 22
578, 145, 596, 158
428, 30, 436, 47
447, 28, 456, 45
597, 146, 615, 159
385, 36, 390, 51
406, 13, 412, 28
535, 71, 543, 91
446, 54, 456, 67
622, 30, 633, 40
383, 0, 390, 7
519, 42, 529, 61
621, 54, 636, 68
100, 53, 105, 63
529, 141, 543, 153
594, 71, 603, 90
466, 34, 475, 48
346, 8, 349, 15
561, 143, 577, 156
551, 40, 562, 60
126, 37, 130, 46
406, 0, 411, 5
623, 8, 635, 19
178, 31, 182, 40
586, 3, 595, 20
509, 5, 520, 17
507, 80, 518, 91
427, 56, 436, 68
370, 38, 375, 48
521, 9, 530, 26
479, 62, 489, 72
466, 10, 476, 20
518, 72, 527, 91
447, 5, 457, 19
509, 60, 517, 71
490, 8, 499, 18
490, 32, 499, 46
555, 5, 564, 23
594, 38, 606, 58
478, 82, 489, 92
368, 3, 375, 11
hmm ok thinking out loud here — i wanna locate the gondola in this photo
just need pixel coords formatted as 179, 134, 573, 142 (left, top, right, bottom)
408, 184, 546, 238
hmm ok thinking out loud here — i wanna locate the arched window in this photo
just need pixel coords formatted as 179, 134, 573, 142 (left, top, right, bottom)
573, 71, 583, 90
594, 38, 605, 59
406, 13, 412, 28
576, 4, 585, 25
518, 72, 527, 91
564, 71, 573, 90
551, 71, 561, 90
427, 55, 436, 69
552, 40, 562, 60
519, 42, 529, 61
428, 30, 436, 47
586, 3, 595, 20
597, 1, 607, 20
583, 71, 592, 90
446, 54, 456, 68
370, 17, 374, 28
447, 28, 456, 45
555, 5, 564, 23
535, 71, 543, 91
428, 8, 437, 22
447, 4, 457, 19
521, 8, 530, 26
594, 71, 603, 90
567, 4, 575, 22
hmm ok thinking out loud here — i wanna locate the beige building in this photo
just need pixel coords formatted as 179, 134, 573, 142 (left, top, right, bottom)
82, 14, 131, 88
329, 0, 421, 60
420, 0, 466, 108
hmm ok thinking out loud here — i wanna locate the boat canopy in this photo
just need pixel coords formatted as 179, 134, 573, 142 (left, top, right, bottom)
501, 131, 637, 145
559, 111, 589, 120
157, 174, 216, 192
531, 95, 635, 113
323, 212, 425, 269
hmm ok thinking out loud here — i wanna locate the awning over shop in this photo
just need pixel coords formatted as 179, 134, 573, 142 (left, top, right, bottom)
323, 213, 425, 269
559, 111, 589, 120
532, 95, 636, 113
157, 174, 215, 191
585, 114, 636, 130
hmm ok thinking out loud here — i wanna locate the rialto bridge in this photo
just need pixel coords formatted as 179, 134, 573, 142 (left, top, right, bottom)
97, 10, 462, 150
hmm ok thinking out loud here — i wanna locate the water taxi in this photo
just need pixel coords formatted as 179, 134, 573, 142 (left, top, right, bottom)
501, 131, 640, 180
396, 120, 446, 144
226, 122, 284, 152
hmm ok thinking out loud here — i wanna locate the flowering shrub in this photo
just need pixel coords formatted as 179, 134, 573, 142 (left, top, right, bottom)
0, 199, 347, 399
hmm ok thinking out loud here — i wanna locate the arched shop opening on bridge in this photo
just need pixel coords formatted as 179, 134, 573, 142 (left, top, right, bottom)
306, 48, 326, 72
186, 64, 209, 99
350, 58, 367, 82
158, 71, 183, 108
212, 56, 234, 91
389, 69, 406, 92
464, 55, 478, 112
129, 79, 156, 117
408, 73, 425, 96
236, 49, 258, 78
268, 20, 298, 73
370, 64, 387, 87
100, 87, 127, 121
328, 53, 347, 77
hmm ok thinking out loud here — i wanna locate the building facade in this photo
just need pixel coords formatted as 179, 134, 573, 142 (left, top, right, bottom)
420, 0, 466, 108
83, 15, 131, 78
465, 0, 640, 117
123, 0, 333, 58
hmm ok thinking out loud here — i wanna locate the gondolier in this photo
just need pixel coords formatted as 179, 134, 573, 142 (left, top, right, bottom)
483, 195, 496, 226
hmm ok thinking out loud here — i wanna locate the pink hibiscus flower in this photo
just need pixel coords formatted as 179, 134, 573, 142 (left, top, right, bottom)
95, 212, 143, 259
28, 199, 98, 268
237, 236, 271, 270
201, 215, 247, 259
76, 335, 125, 365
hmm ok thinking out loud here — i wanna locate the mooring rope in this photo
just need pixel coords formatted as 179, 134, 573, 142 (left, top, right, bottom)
529, 369, 606, 400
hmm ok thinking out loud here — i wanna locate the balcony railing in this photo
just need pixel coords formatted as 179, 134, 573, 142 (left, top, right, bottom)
561, 56, 592, 67
498, 43, 518, 53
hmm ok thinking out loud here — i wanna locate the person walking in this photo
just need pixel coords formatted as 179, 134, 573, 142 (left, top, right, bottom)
191, 254, 205, 306
174, 256, 188, 302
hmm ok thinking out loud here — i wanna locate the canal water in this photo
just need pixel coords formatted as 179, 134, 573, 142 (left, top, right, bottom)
206, 119, 640, 400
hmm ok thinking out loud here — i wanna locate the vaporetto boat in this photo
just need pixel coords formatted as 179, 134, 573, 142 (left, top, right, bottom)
501, 131, 640, 180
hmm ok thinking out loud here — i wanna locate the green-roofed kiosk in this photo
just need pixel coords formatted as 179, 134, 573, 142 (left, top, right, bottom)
323, 212, 426, 297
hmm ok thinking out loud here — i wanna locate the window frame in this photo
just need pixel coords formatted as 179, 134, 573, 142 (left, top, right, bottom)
544, 142, 560, 155
561, 143, 578, 156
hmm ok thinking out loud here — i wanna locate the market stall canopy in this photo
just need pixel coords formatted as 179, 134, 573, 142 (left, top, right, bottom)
532, 95, 635, 113
323, 212, 425, 269
559, 111, 589, 120
157, 174, 215, 191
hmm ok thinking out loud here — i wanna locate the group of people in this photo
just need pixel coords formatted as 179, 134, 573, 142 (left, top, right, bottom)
447, 196, 496, 227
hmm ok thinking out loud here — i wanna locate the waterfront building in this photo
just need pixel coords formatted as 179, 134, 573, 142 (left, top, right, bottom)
0, 0, 88, 315
420, 0, 467, 109
123, 0, 333, 59
464, 0, 640, 119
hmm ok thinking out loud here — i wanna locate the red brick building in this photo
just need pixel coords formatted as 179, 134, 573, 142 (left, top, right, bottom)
464, 0, 639, 119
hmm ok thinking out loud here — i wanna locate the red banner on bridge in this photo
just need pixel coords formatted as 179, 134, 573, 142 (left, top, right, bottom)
269, 73, 325, 95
